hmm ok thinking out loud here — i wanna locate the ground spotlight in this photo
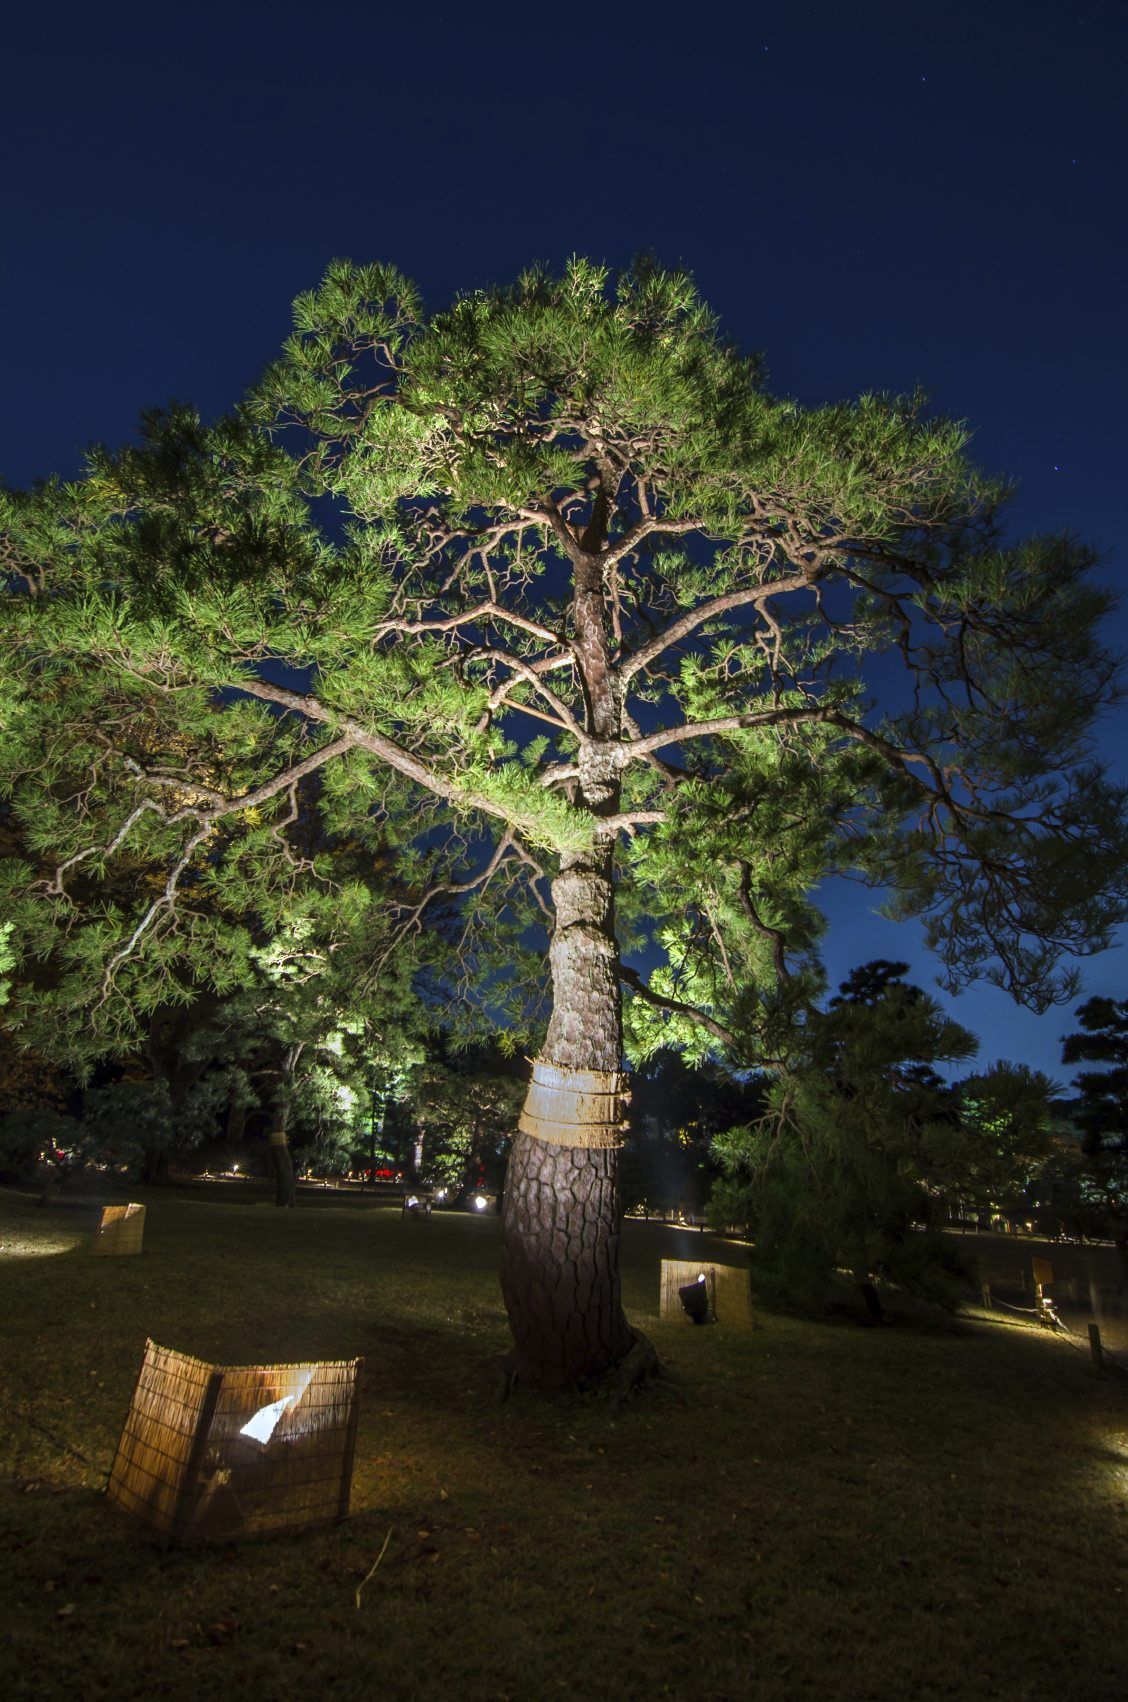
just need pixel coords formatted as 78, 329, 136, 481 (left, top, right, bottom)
679, 1272, 712, 1324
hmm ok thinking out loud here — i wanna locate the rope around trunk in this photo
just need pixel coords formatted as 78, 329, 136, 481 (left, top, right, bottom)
517, 1060, 628, 1149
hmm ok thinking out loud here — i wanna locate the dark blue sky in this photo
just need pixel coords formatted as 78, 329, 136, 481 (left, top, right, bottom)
5, 1, 1126, 1083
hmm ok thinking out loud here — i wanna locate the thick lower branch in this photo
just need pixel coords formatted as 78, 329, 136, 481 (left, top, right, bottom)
238, 677, 571, 842
618, 964, 739, 1051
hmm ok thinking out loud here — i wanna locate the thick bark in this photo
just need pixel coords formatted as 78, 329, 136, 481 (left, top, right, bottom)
499, 526, 645, 1389
269, 1093, 296, 1208
502, 1130, 632, 1385
500, 808, 635, 1386
269, 1124, 296, 1207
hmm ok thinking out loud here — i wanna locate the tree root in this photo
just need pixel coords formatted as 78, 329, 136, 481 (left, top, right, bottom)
609, 1330, 666, 1414
492, 1352, 520, 1406
491, 1331, 668, 1409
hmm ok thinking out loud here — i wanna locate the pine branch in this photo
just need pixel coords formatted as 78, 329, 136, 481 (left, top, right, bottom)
468, 648, 586, 740
597, 811, 668, 836
236, 678, 563, 840
47, 737, 354, 899
600, 515, 700, 572
90, 736, 355, 996
375, 599, 568, 650
617, 574, 813, 683
618, 963, 738, 1051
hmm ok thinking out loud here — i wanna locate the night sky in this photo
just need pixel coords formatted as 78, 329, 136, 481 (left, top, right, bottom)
5, 1, 1126, 1084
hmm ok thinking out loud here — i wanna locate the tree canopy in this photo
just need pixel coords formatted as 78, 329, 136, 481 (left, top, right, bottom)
3, 256, 1123, 1055
3, 256, 1125, 1382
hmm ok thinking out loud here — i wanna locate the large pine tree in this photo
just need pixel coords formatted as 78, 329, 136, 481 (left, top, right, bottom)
2, 258, 1125, 1386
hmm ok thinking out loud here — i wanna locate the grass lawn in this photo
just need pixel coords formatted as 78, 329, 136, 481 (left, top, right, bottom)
2, 1187, 1127, 1702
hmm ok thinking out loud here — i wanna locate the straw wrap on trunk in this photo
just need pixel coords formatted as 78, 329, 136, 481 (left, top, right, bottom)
518, 1060, 628, 1149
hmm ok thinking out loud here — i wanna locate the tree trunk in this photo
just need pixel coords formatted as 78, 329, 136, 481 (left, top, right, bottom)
500, 828, 636, 1388
854, 1269, 885, 1324
499, 522, 651, 1390
142, 1145, 170, 1186
269, 1103, 296, 1208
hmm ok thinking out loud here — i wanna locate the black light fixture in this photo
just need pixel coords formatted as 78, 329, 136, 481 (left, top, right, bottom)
678, 1272, 712, 1324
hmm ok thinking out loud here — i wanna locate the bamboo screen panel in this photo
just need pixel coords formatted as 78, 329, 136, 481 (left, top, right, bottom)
659, 1259, 753, 1326
91, 1203, 146, 1256
107, 1339, 362, 1543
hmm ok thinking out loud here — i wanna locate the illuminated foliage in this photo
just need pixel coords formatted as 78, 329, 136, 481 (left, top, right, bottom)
953, 1060, 1059, 1213
709, 961, 979, 1311
392, 1041, 525, 1190
2, 258, 1126, 1375
2, 258, 1124, 1054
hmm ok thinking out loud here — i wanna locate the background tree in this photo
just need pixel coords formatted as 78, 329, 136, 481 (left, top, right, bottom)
621, 1049, 765, 1218
0, 1106, 74, 1188
0, 717, 423, 1194
952, 1060, 1059, 1224
709, 962, 979, 1316
183, 912, 426, 1203
1060, 996, 1128, 1283
392, 1038, 525, 1195
3, 259, 1126, 1386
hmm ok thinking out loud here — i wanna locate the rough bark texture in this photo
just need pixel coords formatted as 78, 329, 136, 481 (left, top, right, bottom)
498, 526, 646, 1389
501, 1131, 633, 1386
269, 1091, 296, 1208
500, 786, 635, 1385
267, 1045, 300, 1208
270, 1129, 296, 1207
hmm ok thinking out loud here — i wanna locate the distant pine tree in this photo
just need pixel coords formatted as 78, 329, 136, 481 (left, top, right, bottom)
1061, 997, 1128, 1283
710, 961, 979, 1317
